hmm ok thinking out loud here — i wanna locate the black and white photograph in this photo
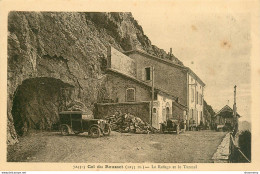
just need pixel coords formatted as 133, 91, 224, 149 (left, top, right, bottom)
1, 0, 260, 172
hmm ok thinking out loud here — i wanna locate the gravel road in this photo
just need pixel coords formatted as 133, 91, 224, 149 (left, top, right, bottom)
7, 130, 226, 163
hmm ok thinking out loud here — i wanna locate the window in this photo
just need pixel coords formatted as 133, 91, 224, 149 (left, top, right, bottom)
154, 94, 157, 100
191, 88, 194, 102
145, 67, 151, 81
197, 111, 199, 123
126, 88, 135, 102
153, 108, 157, 113
200, 94, 203, 105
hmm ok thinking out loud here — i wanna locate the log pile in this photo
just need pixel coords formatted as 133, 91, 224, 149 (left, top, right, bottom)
105, 112, 159, 134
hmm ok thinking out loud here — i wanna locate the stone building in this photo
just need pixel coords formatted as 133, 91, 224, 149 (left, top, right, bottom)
95, 47, 204, 129
124, 48, 205, 128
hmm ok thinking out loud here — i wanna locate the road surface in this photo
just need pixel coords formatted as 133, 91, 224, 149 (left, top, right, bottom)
8, 130, 226, 163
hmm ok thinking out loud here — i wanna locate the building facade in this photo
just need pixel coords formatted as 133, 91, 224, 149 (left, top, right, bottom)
100, 47, 204, 129
124, 49, 205, 128
187, 70, 205, 128
124, 49, 187, 106
104, 68, 180, 129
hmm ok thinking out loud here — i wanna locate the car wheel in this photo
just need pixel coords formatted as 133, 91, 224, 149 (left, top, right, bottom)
103, 124, 111, 136
89, 126, 101, 138
61, 125, 69, 136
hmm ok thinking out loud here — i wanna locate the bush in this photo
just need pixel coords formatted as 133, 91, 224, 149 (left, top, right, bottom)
238, 130, 251, 161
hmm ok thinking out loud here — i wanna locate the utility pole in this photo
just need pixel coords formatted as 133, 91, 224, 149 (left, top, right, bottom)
233, 85, 238, 134
194, 81, 197, 126
151, 66, 155, 126
233, 85, 237, 117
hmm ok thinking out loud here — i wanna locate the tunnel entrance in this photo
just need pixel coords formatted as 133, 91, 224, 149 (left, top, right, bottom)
11, 77, 74, 136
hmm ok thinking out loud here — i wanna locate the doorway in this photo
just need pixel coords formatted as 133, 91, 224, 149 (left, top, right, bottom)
152, 108, 159, 129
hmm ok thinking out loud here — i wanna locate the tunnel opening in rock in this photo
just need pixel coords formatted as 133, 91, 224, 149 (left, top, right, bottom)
11, 77, 74, 136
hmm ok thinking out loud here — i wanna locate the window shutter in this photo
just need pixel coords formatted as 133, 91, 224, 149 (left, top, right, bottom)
142, 68, 145, 81
192, 88, 194, 102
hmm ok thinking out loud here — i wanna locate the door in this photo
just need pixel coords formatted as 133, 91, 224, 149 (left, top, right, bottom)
166, 107, 170, 120
71, 114, 82, 132
152, 108, 159, 129
162, 108, 166, 122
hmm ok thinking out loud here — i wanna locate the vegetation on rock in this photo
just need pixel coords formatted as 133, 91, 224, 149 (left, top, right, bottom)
238, 130, 251, 161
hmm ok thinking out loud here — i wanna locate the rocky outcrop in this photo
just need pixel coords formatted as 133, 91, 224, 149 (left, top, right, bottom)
7, 12, 184, 145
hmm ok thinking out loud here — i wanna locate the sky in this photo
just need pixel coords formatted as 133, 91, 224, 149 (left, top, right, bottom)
132, 11, 251, 122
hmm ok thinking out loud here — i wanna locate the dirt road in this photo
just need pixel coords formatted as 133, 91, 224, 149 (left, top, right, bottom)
8, 130, 226, 163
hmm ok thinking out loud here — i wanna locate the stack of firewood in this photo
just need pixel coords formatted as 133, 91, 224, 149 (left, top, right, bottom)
105, 112, 158, 134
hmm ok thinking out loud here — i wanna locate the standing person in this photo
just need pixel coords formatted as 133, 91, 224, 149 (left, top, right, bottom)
183, 112, 187, 131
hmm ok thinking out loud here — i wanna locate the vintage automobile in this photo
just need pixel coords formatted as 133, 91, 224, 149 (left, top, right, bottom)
59, 111, 111, 138
160, 119, 180, 134
217, 122, 233, 132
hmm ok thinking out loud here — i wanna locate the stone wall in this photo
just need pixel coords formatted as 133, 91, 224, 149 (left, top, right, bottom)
108, 47, 136, 77
212, 133, 230, 163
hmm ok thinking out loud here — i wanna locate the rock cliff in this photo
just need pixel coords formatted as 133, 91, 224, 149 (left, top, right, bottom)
7, 12, 183, 145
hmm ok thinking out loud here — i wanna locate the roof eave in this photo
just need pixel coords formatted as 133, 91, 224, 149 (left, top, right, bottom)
186, 67, 206, 87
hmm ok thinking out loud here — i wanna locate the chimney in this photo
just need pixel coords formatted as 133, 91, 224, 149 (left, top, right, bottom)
170, 48, 172, 55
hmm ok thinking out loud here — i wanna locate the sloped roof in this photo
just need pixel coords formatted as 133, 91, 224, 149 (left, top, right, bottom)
213, 105, 241, 118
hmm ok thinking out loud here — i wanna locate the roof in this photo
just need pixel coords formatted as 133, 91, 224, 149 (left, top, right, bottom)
106, 68, 187, 108
172, 100, 188, 111
124, 49, 205, 87
59, 111, 88, 114
213, 105, 241, 118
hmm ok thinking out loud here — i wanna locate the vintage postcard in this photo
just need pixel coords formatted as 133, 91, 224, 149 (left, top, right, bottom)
0, 0, 260, 171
